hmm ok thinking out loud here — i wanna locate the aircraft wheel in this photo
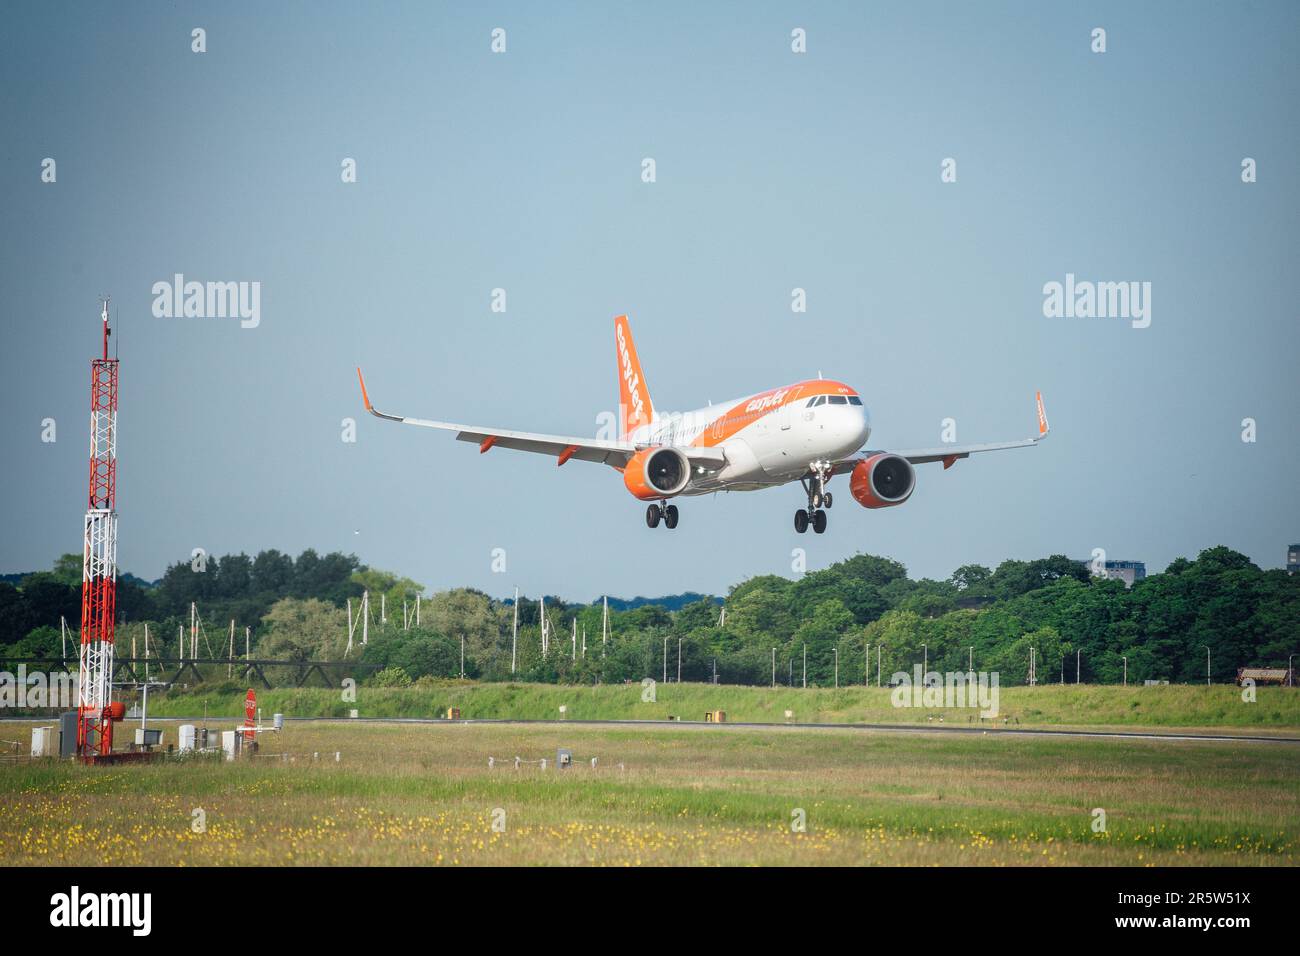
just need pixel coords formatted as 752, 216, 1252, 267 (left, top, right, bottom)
664, 504, 679, 529
646, 504, 661, 528
794, 509, 809, 534
823, 492, 833, 508
813, 509, 827, 534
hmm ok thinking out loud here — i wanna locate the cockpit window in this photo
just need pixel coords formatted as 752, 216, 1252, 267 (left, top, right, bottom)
805, 397, 819, 407
811, 396, 826, 407
847, 395, 863, 405
828, 395, 848, 405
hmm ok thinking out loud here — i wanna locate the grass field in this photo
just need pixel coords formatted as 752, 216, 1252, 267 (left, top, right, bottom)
138, 681, 1300, 734
1, 721, 1296, 866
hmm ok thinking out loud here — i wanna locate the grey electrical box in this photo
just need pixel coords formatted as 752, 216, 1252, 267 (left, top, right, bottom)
59, 711, 78, 758
557, 748, 572, 769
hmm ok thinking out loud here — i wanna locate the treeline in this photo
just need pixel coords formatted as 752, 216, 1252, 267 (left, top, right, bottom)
0, 549, 367, 657
0, 546, 1294, 687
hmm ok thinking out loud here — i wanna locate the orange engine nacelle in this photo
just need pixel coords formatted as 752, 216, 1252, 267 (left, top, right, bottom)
849, 453, 916, 509
623, 446, 691, 500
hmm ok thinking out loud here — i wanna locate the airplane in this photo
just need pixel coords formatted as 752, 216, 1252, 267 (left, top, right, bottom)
356, 314, 1049, 534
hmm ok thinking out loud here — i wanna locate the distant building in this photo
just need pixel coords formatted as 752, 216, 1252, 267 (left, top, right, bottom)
1236, 667, 1290, 687
1076, 558, 1147, 588
1288, 544, 1299, 576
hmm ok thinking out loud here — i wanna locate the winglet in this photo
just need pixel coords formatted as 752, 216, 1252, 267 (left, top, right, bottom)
356, 368, 403, 422
357, 368, 373, 413
1035, 390, 1049, 437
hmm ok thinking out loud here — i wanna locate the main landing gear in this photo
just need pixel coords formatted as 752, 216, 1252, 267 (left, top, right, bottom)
794, 462, 833, 534
646, 501, 679, 530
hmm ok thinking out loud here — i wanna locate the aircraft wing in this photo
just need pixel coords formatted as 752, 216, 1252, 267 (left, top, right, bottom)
357, 369, 726, 469
831, 391, 1050, 474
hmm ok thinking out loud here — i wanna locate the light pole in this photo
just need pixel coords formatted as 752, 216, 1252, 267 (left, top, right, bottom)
865, 643, 871, 685
1203, 645, 1210, 686
1076, 649, 1081, 685
771, 647, 775, 688
663, 636, 667, 683
968, 646, 973, 673
834, 647, 839, 688
802, 644, 807, 688
677, 637, 682, 683
877, 644, 883, 687
921, 643, 928, 679
1290, 654, 1296, 688
1122, 655, 1128, 687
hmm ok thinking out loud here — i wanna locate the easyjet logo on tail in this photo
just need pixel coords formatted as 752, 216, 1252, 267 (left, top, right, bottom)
615, 315, 654, 436
616, 322, 644, 422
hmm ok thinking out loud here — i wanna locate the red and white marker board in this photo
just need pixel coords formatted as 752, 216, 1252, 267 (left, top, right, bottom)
243, 689, 256, 742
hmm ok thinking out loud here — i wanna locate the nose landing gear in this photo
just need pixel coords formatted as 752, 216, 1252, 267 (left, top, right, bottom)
646, 501, 680, 529
795, 462, 833, 534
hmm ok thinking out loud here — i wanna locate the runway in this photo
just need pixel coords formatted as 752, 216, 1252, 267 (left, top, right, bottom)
137, 715, 1300, 744
4, 715, 1297, 744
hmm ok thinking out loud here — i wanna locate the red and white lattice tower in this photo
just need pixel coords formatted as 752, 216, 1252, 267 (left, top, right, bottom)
76, 299, 119, 758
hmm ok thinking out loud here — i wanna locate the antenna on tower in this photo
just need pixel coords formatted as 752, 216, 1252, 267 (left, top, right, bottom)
98, 296, 112, 359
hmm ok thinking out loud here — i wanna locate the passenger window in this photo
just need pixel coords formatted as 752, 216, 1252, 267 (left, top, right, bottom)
847, 396, 863, 405
829, 395, 848, 405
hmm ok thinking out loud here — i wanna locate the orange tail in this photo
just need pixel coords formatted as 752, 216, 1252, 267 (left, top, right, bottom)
615, 314, 655, 437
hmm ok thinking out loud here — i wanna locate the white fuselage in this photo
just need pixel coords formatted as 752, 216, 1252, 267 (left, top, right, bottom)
628, 381, 872, 494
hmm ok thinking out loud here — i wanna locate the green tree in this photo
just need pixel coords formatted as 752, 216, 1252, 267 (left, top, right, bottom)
258, 597, 349, 661
371, 666, 412, 687
864, 610, 926, 680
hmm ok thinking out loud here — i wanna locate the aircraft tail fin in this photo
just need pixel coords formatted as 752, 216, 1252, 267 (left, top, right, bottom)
614, 314, 655, 438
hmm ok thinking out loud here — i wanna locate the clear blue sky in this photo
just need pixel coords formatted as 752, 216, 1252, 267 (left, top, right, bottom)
2, 1, 1296, 600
